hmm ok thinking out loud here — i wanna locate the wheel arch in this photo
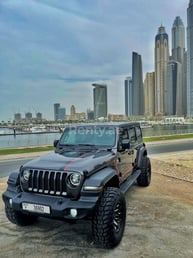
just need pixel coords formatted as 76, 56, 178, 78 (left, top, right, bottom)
104, 175, 119, 188
136, 144, 148, 168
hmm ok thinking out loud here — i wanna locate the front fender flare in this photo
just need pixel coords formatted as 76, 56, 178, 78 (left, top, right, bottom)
81, 167, 119, 193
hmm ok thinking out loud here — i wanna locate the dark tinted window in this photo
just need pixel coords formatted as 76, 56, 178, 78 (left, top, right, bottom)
136, 126, 142, 141
128, 127, 136, 143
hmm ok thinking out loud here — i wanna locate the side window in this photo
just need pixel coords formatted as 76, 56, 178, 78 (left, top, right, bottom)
118, 128, 128, 151
128, 127, 136, 144
136, 126, 142, 142
121, 128, 128, 140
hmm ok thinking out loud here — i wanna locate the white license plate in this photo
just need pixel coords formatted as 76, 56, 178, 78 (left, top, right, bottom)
22, 202, 50, 214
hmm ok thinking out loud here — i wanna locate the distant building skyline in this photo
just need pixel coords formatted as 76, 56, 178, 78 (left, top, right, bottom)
8, 2, 193, 122
14, 112, 43, 122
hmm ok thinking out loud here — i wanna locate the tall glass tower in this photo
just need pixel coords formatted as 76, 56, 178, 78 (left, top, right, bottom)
172, 16, 185, 63
155, 25, 169, 115
144, 72, 155, 117
165, 16, 185, 116
187, 0, 193, 117
132, 52, 144, 116
92, 83, 107, 119
124, 76, 132, 117
54, 103, 60, 121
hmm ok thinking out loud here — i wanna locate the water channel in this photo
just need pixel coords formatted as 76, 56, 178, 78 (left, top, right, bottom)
0, 124, 193, 149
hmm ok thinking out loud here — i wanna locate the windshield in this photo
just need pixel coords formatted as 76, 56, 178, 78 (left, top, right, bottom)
59, 127, 116, 147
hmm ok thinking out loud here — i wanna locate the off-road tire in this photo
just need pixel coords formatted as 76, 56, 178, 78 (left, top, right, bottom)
5, 204, 38, 226
137, 156, 151, 187
92, 187, 126, 248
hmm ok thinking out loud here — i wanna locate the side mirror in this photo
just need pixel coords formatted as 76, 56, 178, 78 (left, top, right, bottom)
121, 139, 130, 150
53, 140, 59, 148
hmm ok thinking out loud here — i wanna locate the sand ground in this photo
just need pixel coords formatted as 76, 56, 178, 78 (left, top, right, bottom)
0, 152, 193, 258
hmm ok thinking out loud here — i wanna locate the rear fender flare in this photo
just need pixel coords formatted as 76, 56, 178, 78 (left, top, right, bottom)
136, 145, 147, 168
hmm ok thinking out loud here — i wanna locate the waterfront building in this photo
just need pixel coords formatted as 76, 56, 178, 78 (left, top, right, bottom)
144, 72, 155, 117
59, 107, 66, 120
182, 51, 187, 115
25, 112, 32, 120
92, 83, 107, 119
154, 25, 169, 115
187, 0, 193, 117
108, 114, 127, 121
65, 112, 86, 121
14, 113, 22, 122
165, 61, 182, 115
170, 16, 186, 116
76, 112, 86, 120
87, 109, 95, 120
172, 16, 185, 63
132, 52, 144, 116
54, 103, 60, 121
36, 112, 42, 120
70, 105, 76, 116
124, 76, 133, 117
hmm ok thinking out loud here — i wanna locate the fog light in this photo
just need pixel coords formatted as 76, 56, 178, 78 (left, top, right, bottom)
70, 208, 77, 217
9, 198, 13, 207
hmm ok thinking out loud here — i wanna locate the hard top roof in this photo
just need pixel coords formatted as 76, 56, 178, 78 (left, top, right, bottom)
65, 122, 141, 128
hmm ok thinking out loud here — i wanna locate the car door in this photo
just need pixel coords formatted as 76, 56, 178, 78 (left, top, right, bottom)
117, 126, 135, 183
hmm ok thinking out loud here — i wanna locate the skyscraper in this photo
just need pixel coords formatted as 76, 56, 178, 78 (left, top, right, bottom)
70, 105, 76, 115
54, 103, 60, 121
170, 16, 186, 116
132, 52, 144, 116
144, 72, 155, 117
59, 107, 66, 120
92, 83, 107, 119
165, 61, 182, 115
155, 25, 169, 115
187, 0, 193, 117
172, 16, 185, 63
124, 76, 132, 117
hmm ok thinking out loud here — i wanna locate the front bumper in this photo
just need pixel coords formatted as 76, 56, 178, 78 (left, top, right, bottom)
2, 189, 99, 220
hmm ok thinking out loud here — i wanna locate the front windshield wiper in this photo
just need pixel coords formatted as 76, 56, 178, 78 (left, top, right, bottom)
55, 144, 77, 153
77, 144, 96, 146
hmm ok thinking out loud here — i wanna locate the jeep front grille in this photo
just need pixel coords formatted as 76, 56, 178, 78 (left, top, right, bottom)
26, 170, 67, 196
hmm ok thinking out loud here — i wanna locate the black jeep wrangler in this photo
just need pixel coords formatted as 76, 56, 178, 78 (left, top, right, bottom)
2, 122, 151, 248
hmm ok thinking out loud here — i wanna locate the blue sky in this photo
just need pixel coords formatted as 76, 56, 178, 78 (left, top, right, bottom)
0, 0, 189, 121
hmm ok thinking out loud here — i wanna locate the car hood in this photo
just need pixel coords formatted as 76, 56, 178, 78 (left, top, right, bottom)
22, 149, 115, 174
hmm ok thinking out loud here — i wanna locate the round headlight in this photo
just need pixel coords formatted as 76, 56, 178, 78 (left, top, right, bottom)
22, 170, 30, 183
69, 173, 81, 186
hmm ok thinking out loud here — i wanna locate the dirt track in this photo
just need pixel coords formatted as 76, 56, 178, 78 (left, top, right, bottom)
0, 154, 193, 258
